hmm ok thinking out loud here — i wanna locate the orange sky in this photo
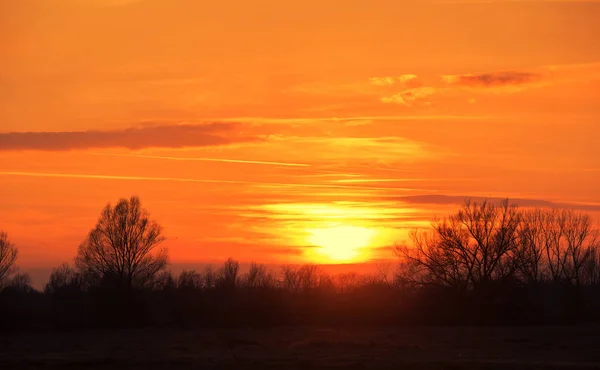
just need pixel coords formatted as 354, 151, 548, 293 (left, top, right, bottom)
1, 0, 600, 286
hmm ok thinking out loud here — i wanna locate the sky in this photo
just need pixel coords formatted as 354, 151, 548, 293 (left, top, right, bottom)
1, 0, 600, 287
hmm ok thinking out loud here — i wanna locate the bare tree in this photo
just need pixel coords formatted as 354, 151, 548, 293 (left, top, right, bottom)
243, 263, 275, 289
203, 265, 218, 289
280, 264, 326, 292
515, 209, 548, 283
281, 265, 301, 292
177, 270, 203, 290
150, 270, 176, 291
375, 259, 393, 284
75, 196, 168, 289
518, 208, 600, 286
396, 200, 521, 292
394, 244, 427, 289
0, 231, 18, 287
44, 263, 83, 295
582, 247, 600, 285
10, 272, 33, 292
543, 209, 569, 282
298, 264, 321, 291
561, 210, 599, 286
335, 272, 360, 292
218, 258, 239, 289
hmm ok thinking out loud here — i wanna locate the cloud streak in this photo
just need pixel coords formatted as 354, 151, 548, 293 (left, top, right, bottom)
93, 153, 311, 167
442, 71, 541, 88
378, 68, 555, 105
369, 74, 420, 87
0, 123, 256, 151
398, 194, 600, 212
0, 171, 423, 192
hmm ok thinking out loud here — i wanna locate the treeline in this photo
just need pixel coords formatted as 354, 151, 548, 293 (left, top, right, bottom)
397, 201, 600, 289
1, 196, 600, 330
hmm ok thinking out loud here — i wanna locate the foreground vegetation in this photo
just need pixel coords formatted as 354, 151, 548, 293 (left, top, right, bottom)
1, 196, 600, 329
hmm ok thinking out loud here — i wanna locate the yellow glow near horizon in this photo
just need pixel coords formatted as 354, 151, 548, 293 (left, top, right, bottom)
307, 225, 375, 263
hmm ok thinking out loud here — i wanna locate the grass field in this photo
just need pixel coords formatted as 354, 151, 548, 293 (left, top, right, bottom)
1, 325, 599, 369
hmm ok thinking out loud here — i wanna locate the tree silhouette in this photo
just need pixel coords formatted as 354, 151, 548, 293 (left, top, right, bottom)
44, 263, 83, 295
243, 263, 276, 289
218, 258, 239, 289
0, 231, 18, 288
515, 209, 549, 284
203, 265, 218, 289
280, 264, 327, 292
516, 208, 600, 285
561, 210, 599, 286
1, 196, 599, 330
396, 200, 521, 292
151, 270, 176, 291
9, 272, 33, 293
177, 270, 203, 290
396, 200, 600, 293
75, 196, 168, 290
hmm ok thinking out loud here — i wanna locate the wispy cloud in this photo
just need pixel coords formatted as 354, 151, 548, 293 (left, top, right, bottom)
262, 135, 442, 164
92, 153, 311, 167
0, 171, 263, 185
0, 123, 257, 151
0, 171, 423, 192
397, 194, 600, 212
369, 74, 420, 87
381, 87, 439, 106
214, 115, 488, 125
378, 70, 544, 105
377, 63, 600, 105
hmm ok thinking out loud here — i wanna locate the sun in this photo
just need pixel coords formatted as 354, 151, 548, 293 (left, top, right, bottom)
307, 225, 375, 263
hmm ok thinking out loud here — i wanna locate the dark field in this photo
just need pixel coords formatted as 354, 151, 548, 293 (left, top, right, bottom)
1, 326, 599, 369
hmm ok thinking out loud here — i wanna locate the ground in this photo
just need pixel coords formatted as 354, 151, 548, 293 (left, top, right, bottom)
1, 326, 599, 369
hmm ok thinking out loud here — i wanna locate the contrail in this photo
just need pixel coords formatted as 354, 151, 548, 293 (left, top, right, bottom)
90, 153, 310, 167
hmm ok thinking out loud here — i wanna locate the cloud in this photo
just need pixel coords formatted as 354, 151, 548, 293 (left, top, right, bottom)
0, 123, 257, 151
262, 135, 440, 164
0, 171, 268, 185
442, 71, 541, 89
397, 194, 600, 212
369, 74, 419, 87
381, 87, 439, 106
259, 246, 314, 256
378, 68, 551, 105
92, 153, 310, 167
0, 171, 422, 192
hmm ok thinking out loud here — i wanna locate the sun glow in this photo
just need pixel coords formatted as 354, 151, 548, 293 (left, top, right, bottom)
307, 225, 375, 263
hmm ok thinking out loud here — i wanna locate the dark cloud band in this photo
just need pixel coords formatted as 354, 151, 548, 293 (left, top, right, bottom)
444, 71, 540, 87
0, 123, 256, 151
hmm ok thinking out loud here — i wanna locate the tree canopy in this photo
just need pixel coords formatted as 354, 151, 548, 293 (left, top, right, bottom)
75, 196, 168, 289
